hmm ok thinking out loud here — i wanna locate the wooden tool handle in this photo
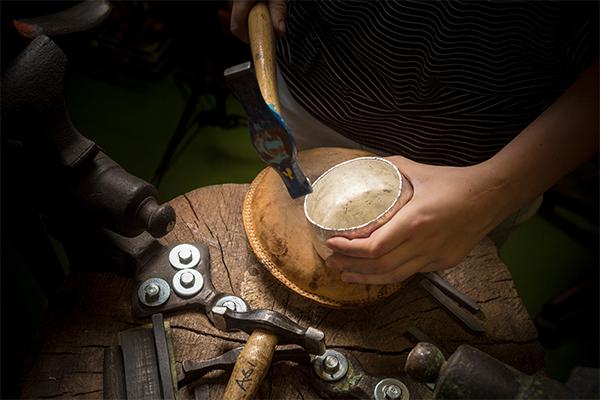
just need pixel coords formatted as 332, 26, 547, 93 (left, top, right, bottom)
248, 1, 281, 113
222, 328, 278, 400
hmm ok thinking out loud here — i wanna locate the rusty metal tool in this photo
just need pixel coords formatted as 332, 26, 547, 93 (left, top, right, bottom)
406, 342, 599, 399
179, 346, 311, 389
130, 241, 326, 400
107, 313, 178, 400
418, 276, 485, 334
310, 348, 429, 399
224, 2, 312, 200
420, 272, 481, 313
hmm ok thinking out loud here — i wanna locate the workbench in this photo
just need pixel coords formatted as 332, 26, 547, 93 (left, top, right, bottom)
20, 183, 545, 399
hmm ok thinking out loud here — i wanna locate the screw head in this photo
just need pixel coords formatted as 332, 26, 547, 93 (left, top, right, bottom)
215, 296, 248, 313
323, 355, 340, 374
374, 378, 409, 400
180, 271, 195, 288
314, 350, 348, 381
145, 283, 161, 301
384, 385, 402, 399
178, 248, 193, 264
222, 300, 236, 310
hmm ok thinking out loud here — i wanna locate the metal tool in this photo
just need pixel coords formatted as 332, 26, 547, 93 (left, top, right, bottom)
420, 272, 481, 313
103, 313, 178, 400
405, 342, 599, 399
13, 0, 113, 38
310, 348, 429, 399
221, 4, 315, 398
132, 241, 326, 400
418, 274, 485, 334
224, 61, 311, 199
179, 347, 311, 389
3, 7, 177, 279
224, 2, 312, 200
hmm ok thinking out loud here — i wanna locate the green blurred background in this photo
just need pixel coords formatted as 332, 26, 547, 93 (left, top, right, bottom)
2, 1, 598, 398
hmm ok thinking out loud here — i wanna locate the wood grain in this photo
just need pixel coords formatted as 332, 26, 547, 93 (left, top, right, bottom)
20, 183, 545, 399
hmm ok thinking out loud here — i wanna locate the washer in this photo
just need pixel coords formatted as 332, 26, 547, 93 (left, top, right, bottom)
138, 278, 170, 307
169, 243, 201, 269
172, 268, 204, 297
313, 349, 348, 381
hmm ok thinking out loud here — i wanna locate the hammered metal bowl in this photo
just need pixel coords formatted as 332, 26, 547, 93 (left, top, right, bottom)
304, 157, 412, 260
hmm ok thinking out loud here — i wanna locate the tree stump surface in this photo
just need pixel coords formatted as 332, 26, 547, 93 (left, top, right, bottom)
20, 184, 545, 399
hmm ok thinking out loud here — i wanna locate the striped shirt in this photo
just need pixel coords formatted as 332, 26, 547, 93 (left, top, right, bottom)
276, 0, 598, 166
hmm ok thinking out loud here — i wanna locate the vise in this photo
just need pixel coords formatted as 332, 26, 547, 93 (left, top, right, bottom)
2, 1, 175, 280
406, 342, 599, 399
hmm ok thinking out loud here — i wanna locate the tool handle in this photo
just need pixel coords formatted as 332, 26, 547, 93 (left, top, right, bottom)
248, 1, 281, 113
222, 328, 278, 400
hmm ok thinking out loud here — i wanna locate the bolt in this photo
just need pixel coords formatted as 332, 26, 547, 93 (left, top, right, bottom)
383, 384, 402, 400
179, 271, 195, 288
145, 283, 161, 302
178, 248, 193, 264
323, 355, 340, 374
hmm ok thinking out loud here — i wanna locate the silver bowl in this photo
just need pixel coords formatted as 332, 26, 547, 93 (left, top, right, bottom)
304, 157, 412, 260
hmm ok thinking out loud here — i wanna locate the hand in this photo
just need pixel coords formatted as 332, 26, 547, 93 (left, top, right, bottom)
230, 0, 288, 43
325, 156, 508, 285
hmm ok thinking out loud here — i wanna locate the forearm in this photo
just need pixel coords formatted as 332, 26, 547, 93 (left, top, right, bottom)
483, 57, 599, 223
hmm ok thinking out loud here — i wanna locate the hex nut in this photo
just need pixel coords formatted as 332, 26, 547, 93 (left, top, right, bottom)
314, 350, 348, 381
169, 244, 201, 269
172, 269, 203, 297
180, 271, 195, 288
323, 355, 340, 374
138, 278, 170, 307
178, 248, 193, 264
374, 379, 409, 400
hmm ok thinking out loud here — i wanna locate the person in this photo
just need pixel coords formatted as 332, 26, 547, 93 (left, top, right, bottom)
230, 0, 599, 285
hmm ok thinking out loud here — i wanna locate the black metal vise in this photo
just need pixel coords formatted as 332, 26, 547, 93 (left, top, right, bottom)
2, 2, 175, 279
405, 342, 599, 399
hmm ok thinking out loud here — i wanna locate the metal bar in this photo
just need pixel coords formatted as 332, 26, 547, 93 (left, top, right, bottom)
152, 313, 177, 400
419, 278, 485, 334
121, 329, 162, 400
103, 346, 127, 400
421, 272, 481, 313
195, 384, 211, 400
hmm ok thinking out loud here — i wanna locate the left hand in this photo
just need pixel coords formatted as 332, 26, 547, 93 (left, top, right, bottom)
325, 155, 508, 284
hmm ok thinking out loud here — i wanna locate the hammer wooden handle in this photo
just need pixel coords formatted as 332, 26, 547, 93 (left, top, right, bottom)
248, 1, 281, 113
221, 329, 277, 400
223, 10, 282, 398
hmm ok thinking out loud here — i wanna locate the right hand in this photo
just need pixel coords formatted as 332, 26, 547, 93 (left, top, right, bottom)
230, 0, 288, 43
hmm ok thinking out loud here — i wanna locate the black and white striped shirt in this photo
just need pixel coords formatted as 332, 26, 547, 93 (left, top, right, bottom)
276, 0, 598, 166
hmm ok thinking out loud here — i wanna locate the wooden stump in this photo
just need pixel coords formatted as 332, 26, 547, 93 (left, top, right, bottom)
20, 184, 545, 399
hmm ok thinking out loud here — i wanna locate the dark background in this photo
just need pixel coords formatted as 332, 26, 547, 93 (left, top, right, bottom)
2, 1, 598, 399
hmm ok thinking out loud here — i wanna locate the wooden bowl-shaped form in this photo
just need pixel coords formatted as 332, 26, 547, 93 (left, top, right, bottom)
243, 147, 413, 308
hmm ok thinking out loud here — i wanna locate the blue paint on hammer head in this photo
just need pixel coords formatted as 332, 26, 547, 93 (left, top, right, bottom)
224, 62, 312, 199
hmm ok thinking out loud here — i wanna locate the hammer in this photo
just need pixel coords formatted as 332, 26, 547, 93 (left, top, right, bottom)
224, 2, 312, 199
222, 7, 316, 399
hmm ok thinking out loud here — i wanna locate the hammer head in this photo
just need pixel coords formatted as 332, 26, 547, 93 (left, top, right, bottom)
224, 62, 312, 199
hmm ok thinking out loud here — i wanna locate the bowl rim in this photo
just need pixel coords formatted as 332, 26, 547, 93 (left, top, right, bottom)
303, 156, 404, 233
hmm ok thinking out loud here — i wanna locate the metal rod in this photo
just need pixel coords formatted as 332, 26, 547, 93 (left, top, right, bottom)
421, 272, 482, 313
419, 278, 485, 334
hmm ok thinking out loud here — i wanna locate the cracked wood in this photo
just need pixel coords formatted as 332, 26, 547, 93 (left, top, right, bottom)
20, 184, 545, 399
